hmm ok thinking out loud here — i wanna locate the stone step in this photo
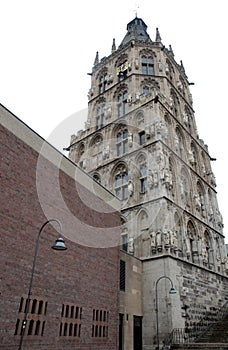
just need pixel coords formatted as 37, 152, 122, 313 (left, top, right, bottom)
172, 343, 228, 350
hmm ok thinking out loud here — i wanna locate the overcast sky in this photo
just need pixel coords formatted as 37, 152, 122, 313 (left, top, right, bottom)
1, 0, 227, 243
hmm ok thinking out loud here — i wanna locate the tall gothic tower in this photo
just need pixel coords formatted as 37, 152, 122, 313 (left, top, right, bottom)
67, 17, 228, 350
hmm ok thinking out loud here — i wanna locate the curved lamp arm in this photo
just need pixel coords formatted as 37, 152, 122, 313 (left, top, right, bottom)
18, 219, 66, 350
155, 276, 176, 350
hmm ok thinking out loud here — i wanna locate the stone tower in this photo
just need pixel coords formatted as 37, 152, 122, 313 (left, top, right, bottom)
67, 17, 228, 350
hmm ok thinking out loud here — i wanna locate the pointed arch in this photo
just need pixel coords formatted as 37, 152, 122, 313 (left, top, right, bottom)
136, 208, 150, 257
186, 220, 198, 263
174, 210, 184, 253
120, 215, 129, 252
164, 113, 172, 146
170, 88, 180, 117
110, 162, 128, 200
136, 152, 148, 194
89, 133, 103, 156
180, 166, 192, 209
195, 180, 206, 217
174, 126, 185, 159
202, 229, 213, 267
189, 141, 198, 171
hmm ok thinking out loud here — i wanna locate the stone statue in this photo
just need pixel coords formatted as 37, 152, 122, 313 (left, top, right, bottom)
128, 180, 134, 197
128, 238, 134, 254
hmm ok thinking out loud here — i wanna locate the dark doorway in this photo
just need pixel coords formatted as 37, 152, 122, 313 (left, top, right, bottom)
133, 315, 142, 350
119, 313, 124, 350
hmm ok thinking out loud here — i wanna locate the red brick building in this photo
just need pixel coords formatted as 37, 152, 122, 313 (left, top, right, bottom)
0, 104, 121, 349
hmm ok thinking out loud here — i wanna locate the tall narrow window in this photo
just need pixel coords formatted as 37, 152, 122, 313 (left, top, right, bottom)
121, 234, 128, 252
117, 129, 128, 156
117, 91, 128, 117
140, 163, 147, 193
141, 56, 154, 75
120, 260, 126, 292
115, 169, 128, 200
99, 74, 108, 94
139, 131, 146, 145
96, 106, 105, 130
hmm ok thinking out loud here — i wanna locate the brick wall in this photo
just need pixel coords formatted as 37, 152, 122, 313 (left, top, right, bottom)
0, 106, 121, 349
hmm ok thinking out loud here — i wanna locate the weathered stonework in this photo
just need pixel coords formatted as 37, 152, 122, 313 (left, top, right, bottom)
67, 17, 228, 349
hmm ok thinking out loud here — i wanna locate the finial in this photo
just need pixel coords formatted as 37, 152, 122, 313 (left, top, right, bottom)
180, 60, 185, 73
134, 2, 139, 17
112, 38, 116, 53
94, 51, 99, 65
155, 28, 162, 42
169, 45, 174, 56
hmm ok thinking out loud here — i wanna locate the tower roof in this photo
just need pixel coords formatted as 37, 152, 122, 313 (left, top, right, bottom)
120, 17, 152, 46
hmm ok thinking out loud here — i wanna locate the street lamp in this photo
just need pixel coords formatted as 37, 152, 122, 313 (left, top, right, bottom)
18, 219, 67, 350
155, 276, 176, 350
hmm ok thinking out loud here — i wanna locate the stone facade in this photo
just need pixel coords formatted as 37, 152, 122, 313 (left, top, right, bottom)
67, 17, 228, 349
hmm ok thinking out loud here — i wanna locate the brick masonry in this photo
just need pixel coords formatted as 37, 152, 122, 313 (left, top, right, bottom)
0, 107, 121, 350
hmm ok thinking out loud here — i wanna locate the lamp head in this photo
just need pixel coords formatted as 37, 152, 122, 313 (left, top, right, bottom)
52, 236, 67, 251
169, 287, 176, 294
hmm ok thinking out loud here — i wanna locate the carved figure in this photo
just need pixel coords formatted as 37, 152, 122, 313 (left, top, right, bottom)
128, 180, 134, 197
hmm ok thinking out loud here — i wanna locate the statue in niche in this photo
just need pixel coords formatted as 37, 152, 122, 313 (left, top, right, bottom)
208, 172, 217, 187
148, 169, 154, 189
128, 132, 133, 147
128, 180, 134, 197
155, 120, 165, 136
185, 235, 191, 258
202, 239, 209, 264
182, 112, 189, 126
171, 230, 178, 249
128, 238, 134, 254
156, 146, 167, 181
215, 209, 223, 228
188, 150, 195, 166
149, 229, 156, 251
154, 171, 159, 187
164, 228, 170, 247
141, 231, 151, 257
156, 230, 162, 249
174, 135, 180, 153
194, 193, 201, 212
163, 167, 173, 190
102, 144, 110, 160
180, 179, 185, 199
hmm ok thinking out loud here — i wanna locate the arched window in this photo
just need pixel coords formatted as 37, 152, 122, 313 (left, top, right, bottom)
143, 86, 150, 95
96, 106, 105, 129
114, 165, 128, 200
99, 74, 108, 94
141, 56, 154, 75
117, 91, 128, 117
140, 163, 147, 193
90, 134, 103, 156
117, 129, 128, 156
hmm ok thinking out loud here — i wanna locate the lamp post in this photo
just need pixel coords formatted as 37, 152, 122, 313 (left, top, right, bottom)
18, 218, 67, 350
155, 276, 176, 350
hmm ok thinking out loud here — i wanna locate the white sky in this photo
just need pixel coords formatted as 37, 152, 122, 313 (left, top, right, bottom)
0, 0, 227, 243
